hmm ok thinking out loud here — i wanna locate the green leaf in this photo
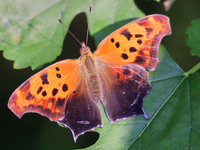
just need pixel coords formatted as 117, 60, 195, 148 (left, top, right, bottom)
3, 0, 200, 150
185, 19, 200, 57
0, 0, 144, 70
85, 45, 192, 149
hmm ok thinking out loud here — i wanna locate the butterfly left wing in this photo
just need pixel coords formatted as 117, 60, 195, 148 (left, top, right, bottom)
94, 14, 171, 71
8, 59, 103, 142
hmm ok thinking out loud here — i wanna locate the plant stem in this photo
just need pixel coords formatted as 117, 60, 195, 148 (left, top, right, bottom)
184, 62, 200, 76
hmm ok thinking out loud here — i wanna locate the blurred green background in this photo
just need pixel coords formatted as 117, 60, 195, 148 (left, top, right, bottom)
1, 0, 200, 149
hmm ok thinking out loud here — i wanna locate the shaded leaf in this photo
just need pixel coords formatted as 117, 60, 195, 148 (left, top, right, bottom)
185, 19, 200, 57
4, 0, 200, 150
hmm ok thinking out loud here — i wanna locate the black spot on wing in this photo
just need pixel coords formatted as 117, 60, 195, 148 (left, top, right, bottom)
115, 42, 120, 48
137, 39, 142, 45
111, 38, 114, 43
26, 92, 34, 100
129, 47, 137, 53
121, 53, 128, 60
52, 88, 59, 96
62, 84, 68, 92
135, 34, 143, 38
40, 73, 49, 85
37, 86, 43, 94
56, 73, 61, 78
42, 91, 47, 97
55, 67, 60, 71
120, 29, 132, 41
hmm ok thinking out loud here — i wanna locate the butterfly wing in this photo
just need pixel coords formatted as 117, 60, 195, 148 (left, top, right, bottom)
8, 59, 80, 120
8, 59, 103, 142
58, 79, 103, 142
94, 14, 171, 71
94, 14, 171, 122
98, 63, 151, 123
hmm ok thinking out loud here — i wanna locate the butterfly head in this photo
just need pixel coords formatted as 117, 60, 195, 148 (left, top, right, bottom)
80, 42, 92, 56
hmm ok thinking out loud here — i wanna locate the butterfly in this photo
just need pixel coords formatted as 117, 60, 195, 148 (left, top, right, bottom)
8, 14, 171, 142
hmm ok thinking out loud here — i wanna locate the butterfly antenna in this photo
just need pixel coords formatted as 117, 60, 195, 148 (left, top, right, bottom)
58, 18, 81, 45
85, 6, 92, 46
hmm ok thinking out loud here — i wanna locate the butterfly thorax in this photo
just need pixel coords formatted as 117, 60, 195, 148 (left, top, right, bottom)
80, 42, 96, 74
80, 42, 102, 102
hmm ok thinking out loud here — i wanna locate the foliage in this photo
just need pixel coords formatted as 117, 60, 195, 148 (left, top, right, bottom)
1, 0, 200, 150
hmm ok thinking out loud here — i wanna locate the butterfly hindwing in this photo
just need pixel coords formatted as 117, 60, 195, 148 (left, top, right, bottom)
98, 64, 151, 123
58, 78, 103, 141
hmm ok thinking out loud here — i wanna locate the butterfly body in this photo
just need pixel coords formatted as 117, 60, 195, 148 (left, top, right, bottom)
79, 42, 102, 102
8, 14, 171, 142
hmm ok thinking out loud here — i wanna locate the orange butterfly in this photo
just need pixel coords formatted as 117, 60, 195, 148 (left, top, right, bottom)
8, 14, 171, 142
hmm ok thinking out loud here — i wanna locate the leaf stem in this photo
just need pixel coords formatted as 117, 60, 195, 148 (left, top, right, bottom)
184, 62, 200, 76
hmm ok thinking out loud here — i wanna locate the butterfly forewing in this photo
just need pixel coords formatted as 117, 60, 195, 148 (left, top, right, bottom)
94, 14, 171, 71
8, 59, 80, 121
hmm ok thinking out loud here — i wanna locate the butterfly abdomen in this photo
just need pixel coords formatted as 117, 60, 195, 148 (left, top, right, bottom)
88, 73, 102, 103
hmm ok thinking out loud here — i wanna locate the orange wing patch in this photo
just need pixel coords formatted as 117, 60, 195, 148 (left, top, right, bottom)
8, 59, 80, 121
94, 14, 171, 71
